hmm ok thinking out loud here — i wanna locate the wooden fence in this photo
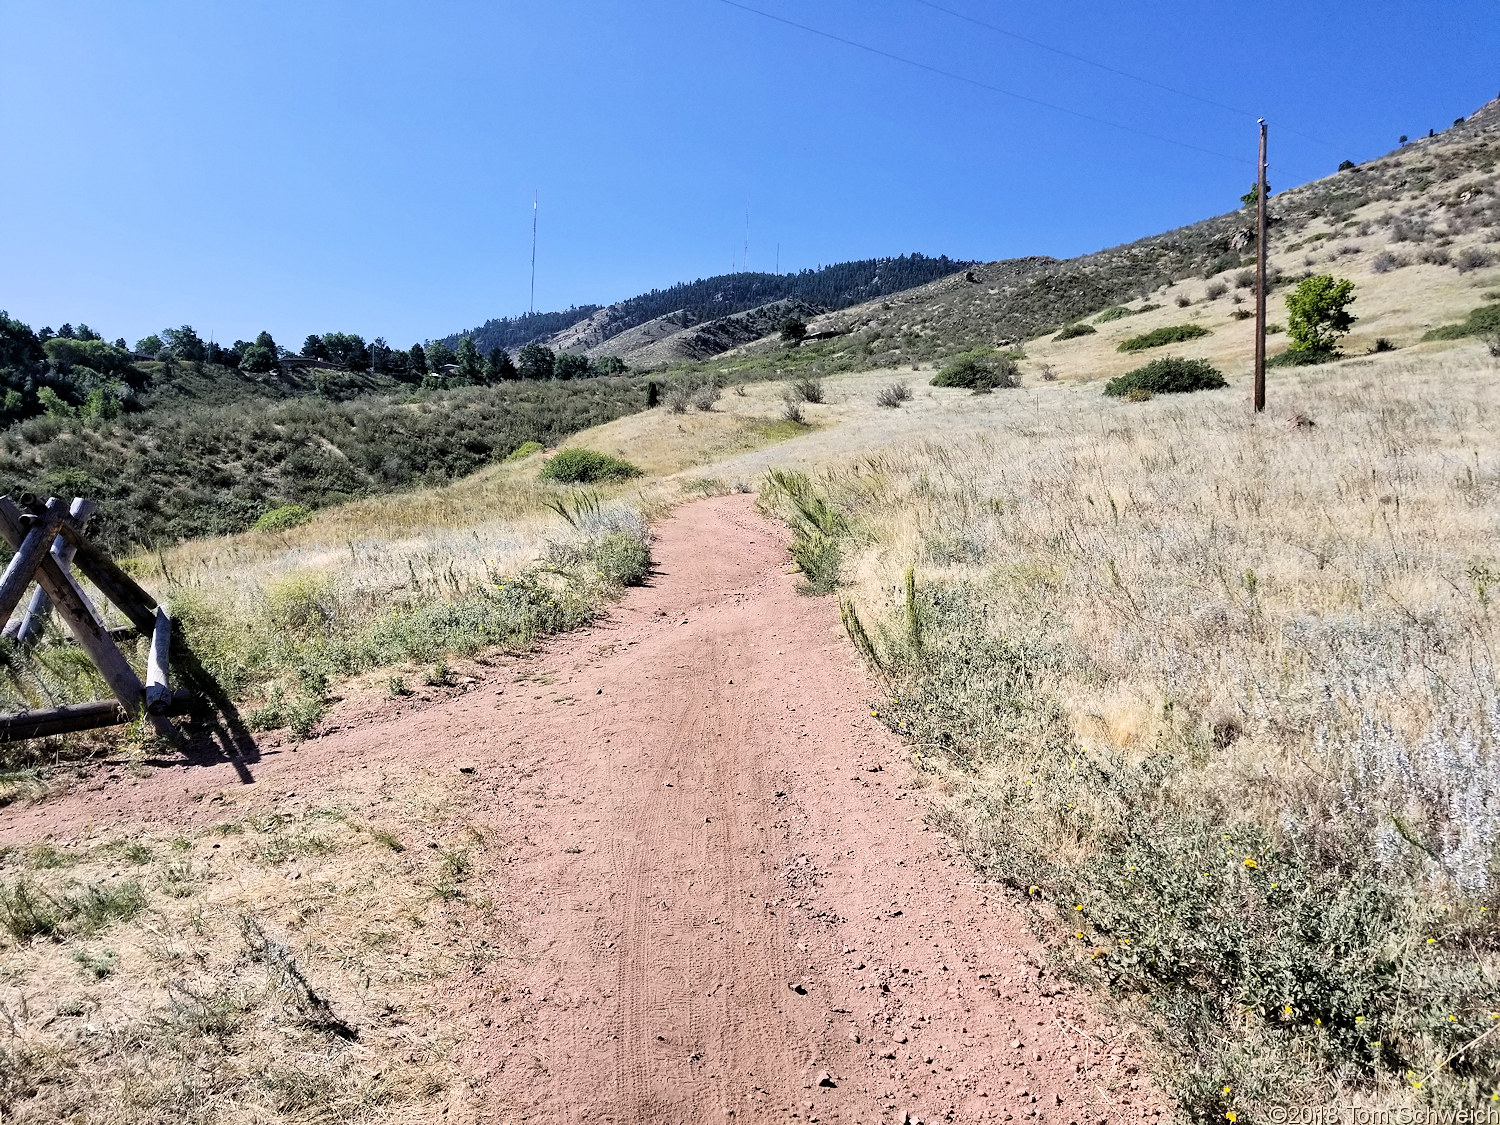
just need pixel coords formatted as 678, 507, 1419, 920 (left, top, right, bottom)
0, 495, 186, 743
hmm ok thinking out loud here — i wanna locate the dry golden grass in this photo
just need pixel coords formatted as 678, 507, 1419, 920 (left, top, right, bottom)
757, 339, 1500, 1110
1021, 242, 1498, 389
0, 763, 510, 1122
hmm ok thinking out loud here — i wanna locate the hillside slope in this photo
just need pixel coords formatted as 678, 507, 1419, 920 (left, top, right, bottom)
443, 254, 973, 357
690, 97, 1500, 373
592, 297, 824, 367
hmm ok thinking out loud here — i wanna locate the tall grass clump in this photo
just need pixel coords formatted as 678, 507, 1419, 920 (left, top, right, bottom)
760, 356, 1500, 1116
160, 499, 651, 739
787, 376, 825, 404
758, 468, 847, 594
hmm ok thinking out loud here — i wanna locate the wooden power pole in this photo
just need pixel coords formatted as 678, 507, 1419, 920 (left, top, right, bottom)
1253, 119, 1268, 413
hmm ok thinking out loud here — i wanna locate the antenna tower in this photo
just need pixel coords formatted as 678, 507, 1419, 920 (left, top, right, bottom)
530, 191, 538, 317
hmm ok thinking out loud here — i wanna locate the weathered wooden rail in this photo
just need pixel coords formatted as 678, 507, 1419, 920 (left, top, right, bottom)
0, 495, 187, 743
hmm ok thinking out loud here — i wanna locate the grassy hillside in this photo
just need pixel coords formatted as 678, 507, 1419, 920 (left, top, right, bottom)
0, 358, 648, 551
658, 99, 1500, 382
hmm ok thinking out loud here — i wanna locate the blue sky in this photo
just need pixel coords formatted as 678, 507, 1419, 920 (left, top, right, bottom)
2, 0, 1496, 348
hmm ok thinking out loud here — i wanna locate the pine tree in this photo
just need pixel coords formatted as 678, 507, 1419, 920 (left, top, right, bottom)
486, 347, 517, 380
455, 336, 484, 382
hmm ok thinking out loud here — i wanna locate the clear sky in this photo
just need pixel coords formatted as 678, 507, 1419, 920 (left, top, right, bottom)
2, 0, 1496, 348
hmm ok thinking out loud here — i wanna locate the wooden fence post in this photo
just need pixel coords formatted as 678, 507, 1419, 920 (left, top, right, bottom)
5, 497, 98, 645
0, 497, 174, 740
0, 498, 67, 627
146, 607, 172, 714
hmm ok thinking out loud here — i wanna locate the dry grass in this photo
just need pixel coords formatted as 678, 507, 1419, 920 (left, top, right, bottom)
758, 344, 1500, 1113
2, 113, 1497, 1120
0, 766, 509, 1122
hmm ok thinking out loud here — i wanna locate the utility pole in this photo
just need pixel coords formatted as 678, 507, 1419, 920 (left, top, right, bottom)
1253, 120, 1268, 414
530, 191, 538, 317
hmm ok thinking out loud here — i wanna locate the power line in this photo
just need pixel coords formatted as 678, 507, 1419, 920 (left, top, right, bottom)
912, 0, 1252, 118
907, 0, 1342, 151
712, 0, 1252, 165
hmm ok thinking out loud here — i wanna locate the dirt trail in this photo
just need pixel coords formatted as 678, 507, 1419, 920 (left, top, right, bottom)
2, 495, 1163, 1123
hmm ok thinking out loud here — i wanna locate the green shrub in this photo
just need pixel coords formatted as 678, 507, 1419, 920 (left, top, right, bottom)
72, 947, 118, 979
931, 350, 1020, 391
1104, 358, 1227, 397
1118, 324, 1212, 353
538, 449, 643, 484
253, 504, 313, 532
1095, 304, 1159, 324
1284, 275, 1356, 353
504, 441, 544, 461
1054, 322, 1097, 341
1422, 302, 1500, 342
1268, 347, 1337, 368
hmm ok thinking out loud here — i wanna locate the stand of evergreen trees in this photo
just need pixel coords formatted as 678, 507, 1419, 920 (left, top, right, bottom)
446, 253, 972, 355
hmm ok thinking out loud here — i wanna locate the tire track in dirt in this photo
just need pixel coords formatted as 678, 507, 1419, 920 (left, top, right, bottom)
1, 495, 1168, 1124
450, 495, 1167, 1124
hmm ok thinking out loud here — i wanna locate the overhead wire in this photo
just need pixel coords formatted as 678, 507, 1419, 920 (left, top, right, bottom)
711, 0, 1253, 166
907, 0, 1344, 153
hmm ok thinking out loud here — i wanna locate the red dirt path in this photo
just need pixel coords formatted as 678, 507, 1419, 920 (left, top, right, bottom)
2, 494, 1165, 1124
